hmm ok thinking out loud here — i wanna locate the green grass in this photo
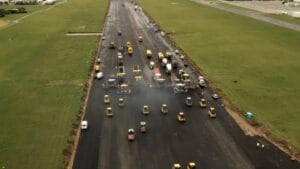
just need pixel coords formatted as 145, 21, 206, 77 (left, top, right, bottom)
0, 0, 108, 168
266, 13, 300, 25
0, 20, 6, 27
0, 5, 48, 21
216, 1, 257, 12
139, 0, 300, 152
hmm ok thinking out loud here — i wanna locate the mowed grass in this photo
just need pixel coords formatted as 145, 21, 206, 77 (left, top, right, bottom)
0, 20, 6, 27
0, 5, 49, 21
266, 13, 300, 25
0, 0, 108, 168
139, 0, 300, 152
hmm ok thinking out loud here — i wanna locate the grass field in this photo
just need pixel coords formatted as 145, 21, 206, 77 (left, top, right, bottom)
266, 13, 300, 25
0, 0, 108, 168
139, 0, 300, 152
0, 20, 6, 27
0, 5, 48, 21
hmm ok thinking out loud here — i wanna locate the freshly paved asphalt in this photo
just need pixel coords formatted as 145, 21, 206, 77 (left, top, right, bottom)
73, 0, 300, 168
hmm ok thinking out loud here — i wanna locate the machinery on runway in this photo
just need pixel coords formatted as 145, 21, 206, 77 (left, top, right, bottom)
208, 107, 216, 118
177, 112, 186, 122
161, 104, 168, 114
127, 129, 135, 141
140, 121, 147, 133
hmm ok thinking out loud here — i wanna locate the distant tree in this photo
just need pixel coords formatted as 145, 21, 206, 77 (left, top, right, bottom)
0, 9, 6, 17
18, 7, 27, 13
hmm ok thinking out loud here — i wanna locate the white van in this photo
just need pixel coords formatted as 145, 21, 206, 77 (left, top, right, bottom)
81, 120, 88, 130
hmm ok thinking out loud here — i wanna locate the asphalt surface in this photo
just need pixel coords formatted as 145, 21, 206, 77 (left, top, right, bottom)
73, 0, 300, 168
191, 0, 300, 32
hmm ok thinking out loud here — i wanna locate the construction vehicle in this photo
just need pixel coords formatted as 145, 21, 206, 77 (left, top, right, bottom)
142, 105, 150, 115
161, 104, 168, 114
103, 76, 118, 89
187, 162, 196, 169
106, 107, 113, 117
138, 36, 143, 42
166, 63, 172, 74
208, 107, 216, 118
146, 49, 152, 59
198, 75, 206, 87
128, 46, 133, 55
172, 163, 181, 169
183, 59, 188, 67
149, 61, 155, 69
119, 83, 130, 94
117, 66, 126, 77
212, 93, 219, 100
117, 54, 124, 66
104, 95, 110, 104
177, 112, 186, 122
185, 97, 193, 107
140, 121, 147, 133
178, 69, 197, 89
109, 41, 116, 49
166, 51, 174, 59
199, 98, 207, 108
171, 57, 178, 68
118, 98, 125, 107
95, 72, 104, 79
158, 52, 164, 62
95, 64, 101, 72
174, 83, 187, 93
153, 67, 165, 83
127, 129, 135, 141
162, 58, 168, 67
126, 41, 132, 48
133, 64, 141, 73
